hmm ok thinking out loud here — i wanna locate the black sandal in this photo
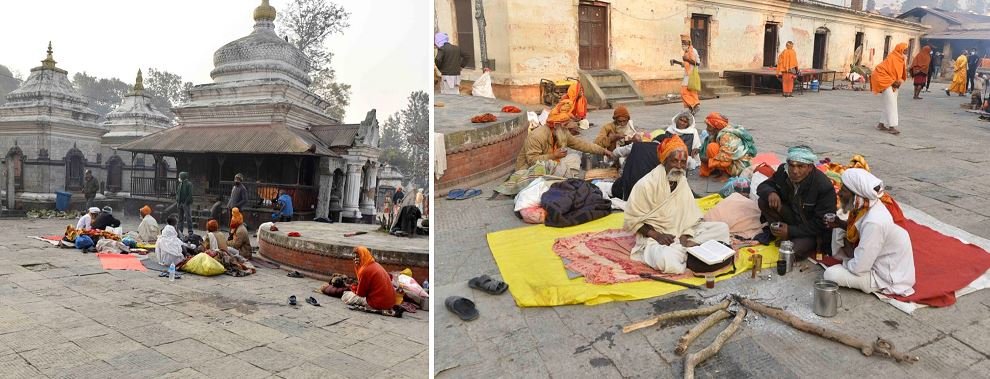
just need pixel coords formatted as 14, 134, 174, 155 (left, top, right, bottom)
445, 296, 479, 321
306, 296, 321, 307
468, 275, 509, 295
287, 271, 304, 278
288, 295, 297, 306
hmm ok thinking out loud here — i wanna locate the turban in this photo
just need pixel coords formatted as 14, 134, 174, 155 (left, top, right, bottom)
102, 206, 113, 214
613, 105, 630, 120
705, 112, 729, 130
841, 168, 883, 203
206, 219, 219, 232
354, 246, 376, 277
658, 134, 688, 163
140, 205, 152, 217
547, 99, 574, 126
88, 207, 100, 214
787, 145, 817, 165
434, 32, 449, 48
680, 34, 691, 42
230, 208, 243, 230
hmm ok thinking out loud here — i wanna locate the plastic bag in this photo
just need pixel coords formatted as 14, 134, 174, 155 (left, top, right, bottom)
688, 67, 702, 92
472, 72, 495, 98
182, 253, 226, 276
75, 235, 93, 249
514, 178, 553, 211
396, 274, 429, 298
750, 171, 769, 201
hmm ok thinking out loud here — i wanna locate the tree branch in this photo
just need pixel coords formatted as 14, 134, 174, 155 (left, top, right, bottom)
623, 299, 731, 334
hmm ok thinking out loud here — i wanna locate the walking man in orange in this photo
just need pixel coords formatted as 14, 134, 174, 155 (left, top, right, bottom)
872, 42, 908, 135
675, 34, 701, 115
777, 41, 799, 97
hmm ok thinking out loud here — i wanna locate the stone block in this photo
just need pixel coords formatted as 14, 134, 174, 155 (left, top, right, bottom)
153, 338, 226, 365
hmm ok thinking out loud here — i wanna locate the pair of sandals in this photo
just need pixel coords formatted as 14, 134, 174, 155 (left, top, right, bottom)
876, 123, 901, 135
445, 275, 509, 322
447, 188, 482, 200
287, 271, 304, 278
288, 295, 320, 307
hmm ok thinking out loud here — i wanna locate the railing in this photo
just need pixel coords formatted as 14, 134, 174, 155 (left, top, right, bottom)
211, 181, 318, 213
131, 177, 179, 198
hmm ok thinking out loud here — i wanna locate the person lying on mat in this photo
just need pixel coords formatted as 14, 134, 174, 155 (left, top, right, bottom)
756, 145, 836, 259
342, 246, 403, 317
623, 135, 730, 274
76, 207, 100, 231
823, 169, 915, 296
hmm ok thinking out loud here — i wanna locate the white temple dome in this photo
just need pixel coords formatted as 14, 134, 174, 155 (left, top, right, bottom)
210, 0, 311, 86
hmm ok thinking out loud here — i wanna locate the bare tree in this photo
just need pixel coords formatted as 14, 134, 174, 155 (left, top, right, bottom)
144, 68, 193, 124
277, 0, 352, 121
72, 72, 131, 121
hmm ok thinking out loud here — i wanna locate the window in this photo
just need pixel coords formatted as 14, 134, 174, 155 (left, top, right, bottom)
855, 32, 864, 50
64, 148, 85, 191
453, 0, 475, 69
884, 36, 892, 58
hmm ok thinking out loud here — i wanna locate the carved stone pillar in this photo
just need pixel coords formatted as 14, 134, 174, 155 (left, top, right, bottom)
359, 162, 378, 219
315, 157, 331, 219
342, 159, 363, 221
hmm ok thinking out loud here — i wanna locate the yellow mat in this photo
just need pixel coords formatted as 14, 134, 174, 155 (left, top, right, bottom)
487, 195, 781, 307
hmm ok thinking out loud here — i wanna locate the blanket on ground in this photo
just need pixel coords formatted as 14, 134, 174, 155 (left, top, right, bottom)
541, 179, 612, 228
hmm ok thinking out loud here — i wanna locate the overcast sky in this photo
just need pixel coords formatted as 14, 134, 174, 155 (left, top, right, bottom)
0, 0, 431, 124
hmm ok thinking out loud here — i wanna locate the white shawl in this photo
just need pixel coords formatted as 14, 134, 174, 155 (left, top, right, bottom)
624, 165, 702, 237
156, 225, 185, 266
138, 215, 159, 243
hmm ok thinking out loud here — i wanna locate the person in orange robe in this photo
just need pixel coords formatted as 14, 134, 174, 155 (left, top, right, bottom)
777, 41, 799, 97
342, 246, 402, 316
679, 34, 701, 114
947, 50, 969, 96
699, 112, 730, 177
871, 42, 908, 135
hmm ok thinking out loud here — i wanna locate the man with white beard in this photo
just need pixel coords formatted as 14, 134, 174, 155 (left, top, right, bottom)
823, 168, 916, 296
623, 135, 730, 274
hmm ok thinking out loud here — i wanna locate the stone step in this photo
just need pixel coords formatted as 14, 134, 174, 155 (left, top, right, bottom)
598, 82, 628, 88
601, 86, 638, 97
604, 94, 640, 101
609, 99, 646, 108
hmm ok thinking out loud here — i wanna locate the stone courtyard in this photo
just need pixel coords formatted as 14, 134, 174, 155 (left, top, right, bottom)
435, 85, 990, 377
0, 217, 427, 378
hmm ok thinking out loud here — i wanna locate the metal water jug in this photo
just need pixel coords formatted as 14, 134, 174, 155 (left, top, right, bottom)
813, 279, 842, 317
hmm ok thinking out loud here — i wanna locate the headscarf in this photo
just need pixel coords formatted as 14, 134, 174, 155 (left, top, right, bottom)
88, 207, 100, 214
547, 99, 574, 127
705, 112, 729, 131
911, 45, 932, 74
871, 42, 909, 94
613, 105, 630, 120
563, 81, 588, 119
787, 145, 817, 164
102, 206, 113, 214
434, 32, 449, 48
841, 168, 885, 244
658, 134, 688, 163
207, 219, 219, 232
354, 246, 375, 277
665, 111, 700, 151
140, 205, 152, 217
230, 208, 243, 230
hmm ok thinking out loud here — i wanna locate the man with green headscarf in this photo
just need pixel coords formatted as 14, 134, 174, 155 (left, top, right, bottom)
176, 172, 194, 234
756, 146, 837, 259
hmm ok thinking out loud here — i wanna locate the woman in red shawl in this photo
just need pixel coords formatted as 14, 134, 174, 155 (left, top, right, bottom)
910, 45, 932, 100
342, 246, 402, 317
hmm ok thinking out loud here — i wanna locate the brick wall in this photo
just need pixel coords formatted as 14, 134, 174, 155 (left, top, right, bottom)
437, 126, 526, 192
259, 238, 428, 283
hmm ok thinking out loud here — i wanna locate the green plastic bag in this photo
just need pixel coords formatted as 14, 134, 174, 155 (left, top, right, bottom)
182, 253, 225, 276
688, 67, 702, 92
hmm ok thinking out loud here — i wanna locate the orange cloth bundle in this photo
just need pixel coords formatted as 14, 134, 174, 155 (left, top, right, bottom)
471, 113, 497, 123
501, 105, 522, 113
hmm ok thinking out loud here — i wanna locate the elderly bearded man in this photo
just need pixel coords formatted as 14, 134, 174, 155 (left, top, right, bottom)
624, 136, 730, 274
823, 169, 916, 295
756, 146, 837, 259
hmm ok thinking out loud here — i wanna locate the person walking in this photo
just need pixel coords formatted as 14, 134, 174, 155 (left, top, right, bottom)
176, 172, 193, 234
872, 42, 908, 135
435, 32, 469, 95
83, 170, 99, 210
968, 49, 980, 93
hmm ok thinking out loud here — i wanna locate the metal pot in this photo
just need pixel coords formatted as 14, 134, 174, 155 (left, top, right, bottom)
813, 279, 842, 317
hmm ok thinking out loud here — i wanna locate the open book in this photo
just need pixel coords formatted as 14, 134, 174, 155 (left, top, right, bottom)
687, 240, 735, 265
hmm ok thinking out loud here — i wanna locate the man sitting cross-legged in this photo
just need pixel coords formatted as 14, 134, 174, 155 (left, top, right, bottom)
756, 145, 836, 259
623, 135, 730, 274
823, 168, 915, 296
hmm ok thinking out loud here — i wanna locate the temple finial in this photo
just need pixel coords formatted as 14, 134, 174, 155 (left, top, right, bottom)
253, 0, 276, 22
134, 69, 144, 91
41, 41, 57, 69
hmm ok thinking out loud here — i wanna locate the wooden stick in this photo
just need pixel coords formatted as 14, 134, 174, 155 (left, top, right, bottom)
676, 309, 731, 355
623, 299, 730, 334
736, 296, 919, 363
684, 309, 746, 379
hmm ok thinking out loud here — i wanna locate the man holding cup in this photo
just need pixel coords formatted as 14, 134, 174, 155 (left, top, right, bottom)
756, 146, 837, 259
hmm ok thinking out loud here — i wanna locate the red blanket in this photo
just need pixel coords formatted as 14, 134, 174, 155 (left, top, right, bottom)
96, 253, 148, 272
820, 219, 990, 307
553, 229, 693, 284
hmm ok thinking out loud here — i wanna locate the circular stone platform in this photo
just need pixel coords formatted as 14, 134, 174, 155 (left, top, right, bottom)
435, 94, 528, 193
257, 222, 429, 283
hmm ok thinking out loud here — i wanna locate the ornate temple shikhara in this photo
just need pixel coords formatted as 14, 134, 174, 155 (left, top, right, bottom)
0, 0, 392, 224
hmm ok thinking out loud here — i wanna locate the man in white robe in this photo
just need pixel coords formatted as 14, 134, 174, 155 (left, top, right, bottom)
624, 136, 729, 274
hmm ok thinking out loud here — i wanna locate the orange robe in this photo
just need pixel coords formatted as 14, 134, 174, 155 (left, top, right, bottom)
777, 47, 798, 94
871, 43, 908, 94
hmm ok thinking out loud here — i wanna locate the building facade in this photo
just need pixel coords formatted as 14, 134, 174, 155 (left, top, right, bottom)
898, 6, 990, 78
436, 0, 928, 104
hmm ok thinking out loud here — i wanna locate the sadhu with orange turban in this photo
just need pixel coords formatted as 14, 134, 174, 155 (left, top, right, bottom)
699, 112, 756, 178
137, 204, 160, 243
872, 42, 908, 135
342, 246, 400, 313
228, 208, 252, 259
203, 219, 228, 251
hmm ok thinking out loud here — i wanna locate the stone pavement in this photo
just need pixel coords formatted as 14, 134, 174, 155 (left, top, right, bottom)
435, 88, 990, 377
0, 217, 427, 378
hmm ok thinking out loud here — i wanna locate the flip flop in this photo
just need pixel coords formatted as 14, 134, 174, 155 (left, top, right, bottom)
288, 295, 297, 306
886, 127, 901, 135
306, 297, 321, 307
876, 124, 890, 132
457, 189, 482, 200
287, 271, 304, 278
445, 296, 479, 321
468, 275, 509, 295
447, 189, 466, 200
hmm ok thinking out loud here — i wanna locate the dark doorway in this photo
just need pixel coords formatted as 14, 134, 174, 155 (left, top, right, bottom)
907, 38, 915, 66
813, 28, 829, 69
453, 0, 475, 69
691, 14, 710, 68
64, 148, 85, 191
884, 35, 892, 58
763, 23, 779, 67
855, 32, 864, 50
107, 156, 123, 192
578, 3, 608, 70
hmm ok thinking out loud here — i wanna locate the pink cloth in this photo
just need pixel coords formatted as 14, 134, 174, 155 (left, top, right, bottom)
553, 229, 694, 284
703, 193, 764, 239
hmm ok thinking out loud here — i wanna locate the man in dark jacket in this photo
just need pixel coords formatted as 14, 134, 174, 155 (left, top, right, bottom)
435, 32, 469, 95
91, 206, 121, 231
83, 170, 99, 210
228, 173, 248, 213
176, 172, 193, 234
392, 187, 405, 205
968, 49, 981, 93
756, 146, 837, 259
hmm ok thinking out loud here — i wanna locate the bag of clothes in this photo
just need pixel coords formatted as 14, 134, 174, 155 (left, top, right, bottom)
182, 253, 226, 276
540, 179, 612, 227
